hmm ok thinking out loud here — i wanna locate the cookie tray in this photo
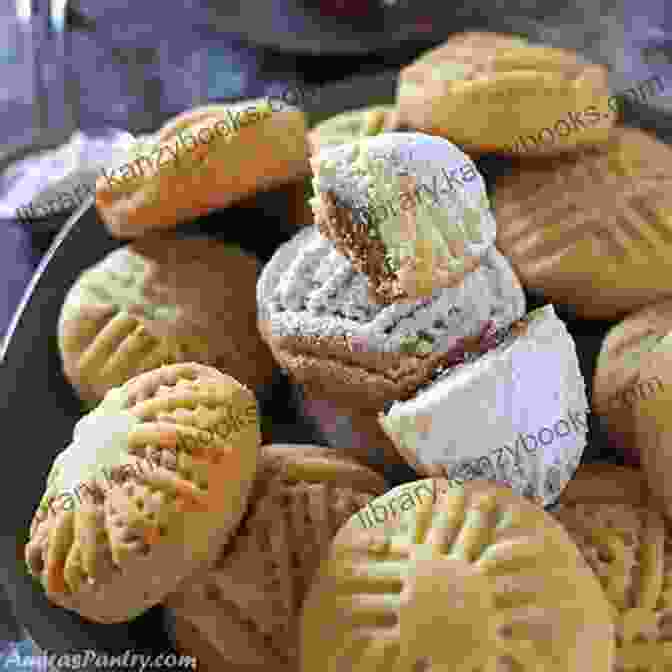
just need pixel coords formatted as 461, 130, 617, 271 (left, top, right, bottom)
1, 67, 671, 669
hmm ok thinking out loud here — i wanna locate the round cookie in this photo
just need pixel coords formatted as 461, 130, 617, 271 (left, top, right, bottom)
59, 236, 276, 405
592, 299, 672, 466
494, 126, 672, 320
301, 477, 614, 671
553, 464, 672, 671
396, 31, 613, 156
96, 100, 310, 238
258, 224, 525, 469
24, 363, 261, 624
307, 105, 398, 154
164, 443, 387, 671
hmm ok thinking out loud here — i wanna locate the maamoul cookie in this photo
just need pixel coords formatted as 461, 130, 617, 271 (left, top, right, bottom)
164, 443, 387, 671
309, 132, 497, 303
301, 477, 614, 671
396, 31, 613, 155
96, 99, 310, 238
24, 363, 261, 624
554, 464, 672, 671
494, 126, 672, 320
307, 105, 398, 154
592, 298, 672, 466
379, 304, 589, 507
59, 236, 275, 405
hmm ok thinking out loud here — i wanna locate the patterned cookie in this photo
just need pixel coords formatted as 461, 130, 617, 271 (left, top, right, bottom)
554, 464, 672, 671
307, 106, 398, 154
301, 478, 614, 671
24, 363, 261, 623
396, 31, 612, 155
96, 100, 310, 238
59, 236, 276, 405
593, 299, 672, 466
165, 443, 387, 671
494, 127, 672, 320
258, 225, 524, 425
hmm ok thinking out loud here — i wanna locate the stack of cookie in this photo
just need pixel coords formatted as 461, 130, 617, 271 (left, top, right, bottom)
259, 130, 589, 506
23, 372, 617, 670
59, 96, 320, 413
301, 30, 672, 503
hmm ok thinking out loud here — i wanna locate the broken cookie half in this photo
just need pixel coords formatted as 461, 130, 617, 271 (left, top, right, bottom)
308, 132, 495, 303
379, 304, 589, 507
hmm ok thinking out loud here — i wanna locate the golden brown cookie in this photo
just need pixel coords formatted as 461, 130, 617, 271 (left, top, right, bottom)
96, 100, 310, 238
59, 236, 275, 405
301, 477, 614, 671
494, 126, 672, 320
396, 31, 613, 155
307, 105, 398, 154
592, 299, 672, 466
554, 464, 672, 671
165, 443, 387, 671
24, 363, 261, 624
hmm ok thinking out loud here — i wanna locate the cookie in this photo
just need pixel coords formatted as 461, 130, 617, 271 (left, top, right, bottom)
307, 105, 398, 154
301, 478, 614, 671
59, 236, 275, 405
494, 126, 672, 320
309, 132, 496, 303
396, 31, 613, 155
24, 363, 261, 624
258, 224, 525, 467
592, 299, 672, 466
164, 443, 387, 671
554, 464, 672, 671
378, 304, 589, 506
96, 99, 310, 238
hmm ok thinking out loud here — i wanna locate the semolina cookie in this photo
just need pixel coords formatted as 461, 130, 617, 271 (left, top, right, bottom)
301, 477, 614, 672
553, 464, 672, 671
165, 443, 387, 671
59, 236, 276, 405
308, 132, 497, 304
24, 363, 261, 624
378, 304, 589, 507
307, 105, 398, 154
494, 126, 672, 320
96, 99, 310, 238
396, 31, 613, 155
258, 225, 526, 472
592, 298, 672, 466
